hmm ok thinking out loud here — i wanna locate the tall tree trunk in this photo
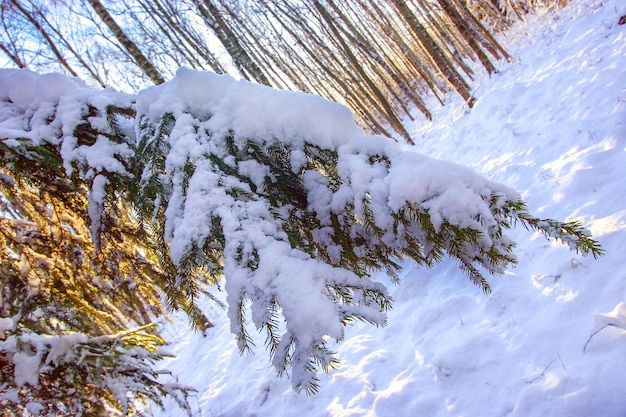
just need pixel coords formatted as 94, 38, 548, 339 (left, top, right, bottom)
0, 42, 25, 68
392, 0, 474, 106
449, 0, 511, 61
437, 0, 496, 73
10, 0, 78, 77
326, 0, 432, 120
362, 0, 446, 105
87, 0, 165, 85
138, 0, 225, 73
195, 0, 271, 86
35, 7, 107, 87
268, 2, 392, 138
313, 1, 413, 143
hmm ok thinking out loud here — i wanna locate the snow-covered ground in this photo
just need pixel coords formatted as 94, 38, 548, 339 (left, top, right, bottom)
153, 1, 626, 416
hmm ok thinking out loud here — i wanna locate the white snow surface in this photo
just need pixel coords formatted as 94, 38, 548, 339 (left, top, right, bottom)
151, 1, 626, 416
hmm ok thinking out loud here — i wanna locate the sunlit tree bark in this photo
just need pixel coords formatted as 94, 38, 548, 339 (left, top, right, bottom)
0, 42, 25, 67
135, 0, 226, 73
87, 0, 165, 84
32, 3, 107, 87
0, 0, 537, 142
10, 0, 79, 77
392, 0, 474, 105
313, 0, 413, 142
194, 0, 271, 85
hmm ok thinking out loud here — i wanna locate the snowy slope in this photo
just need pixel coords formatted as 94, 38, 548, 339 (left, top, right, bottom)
152, 1, 626, 416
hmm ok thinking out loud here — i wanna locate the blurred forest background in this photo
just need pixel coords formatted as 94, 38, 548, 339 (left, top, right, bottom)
0, 0, 562, 142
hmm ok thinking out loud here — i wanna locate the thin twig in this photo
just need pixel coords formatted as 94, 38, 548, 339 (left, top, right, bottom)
583, 324, 619, 353
526, 360, 553, 383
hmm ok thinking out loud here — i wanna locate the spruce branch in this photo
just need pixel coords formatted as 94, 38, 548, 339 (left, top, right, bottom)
504, 199, 604, 259
2, 69, 605, 403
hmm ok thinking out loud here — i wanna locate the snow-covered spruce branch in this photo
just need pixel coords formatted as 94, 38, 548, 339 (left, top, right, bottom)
0, 69, 197, 415
0, 324, 192, 416
0, 68, 602, 397
502, 199, 604, 258
131, 68, 602, 392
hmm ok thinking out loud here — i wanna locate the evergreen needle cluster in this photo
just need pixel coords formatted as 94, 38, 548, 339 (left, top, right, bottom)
0, 68, 602, 413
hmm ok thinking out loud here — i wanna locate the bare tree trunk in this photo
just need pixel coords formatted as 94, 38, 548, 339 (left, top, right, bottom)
326, 0, 432, 120
410, 0, 477, 78
449, 0, 511, 61
246, 11, 312, 91
34, 7, 107, 87
392, 0, 474, 106
362, 0, 446, 106
0, 42, 25, 68
195, 0, 271, 85
87, 0, 165, 84
436, 0, 496, 72
313, 1, 413, 144
10, 0, 78, 76
267, 2, 392, 138
137, 0, 226, 73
